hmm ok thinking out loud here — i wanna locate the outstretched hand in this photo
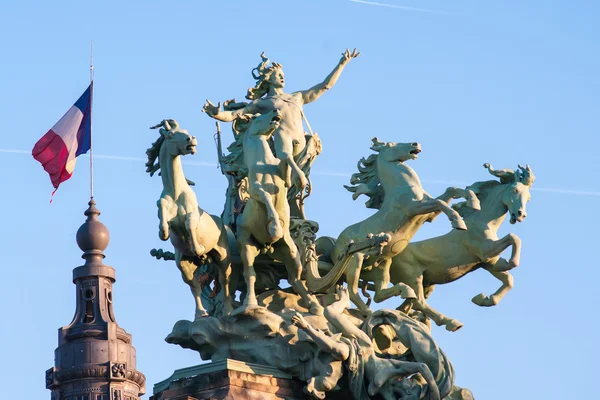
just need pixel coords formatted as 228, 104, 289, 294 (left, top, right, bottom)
340, 48, 360, 65
202, 100, 221, 117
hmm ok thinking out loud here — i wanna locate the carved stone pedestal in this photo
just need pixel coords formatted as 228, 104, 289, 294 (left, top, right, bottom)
150, 359, 308, 400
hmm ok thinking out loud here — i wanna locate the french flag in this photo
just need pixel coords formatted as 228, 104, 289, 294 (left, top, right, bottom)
32, 82, 93, 193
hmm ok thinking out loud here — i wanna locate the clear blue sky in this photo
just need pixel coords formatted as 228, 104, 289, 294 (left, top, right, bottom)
1, 1, 598, 399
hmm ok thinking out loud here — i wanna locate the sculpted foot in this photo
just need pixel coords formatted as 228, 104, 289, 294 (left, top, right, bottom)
194, 309, 209, 321
336, 285, 351, 309
452, 217, 468, 231
308, 295, 324, 316
325, 285, 351, 315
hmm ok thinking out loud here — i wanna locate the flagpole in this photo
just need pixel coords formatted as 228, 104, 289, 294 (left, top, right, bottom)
89, 40, 94, 200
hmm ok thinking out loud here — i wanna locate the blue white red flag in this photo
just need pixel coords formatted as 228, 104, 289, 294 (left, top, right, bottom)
32, 82, 93, 195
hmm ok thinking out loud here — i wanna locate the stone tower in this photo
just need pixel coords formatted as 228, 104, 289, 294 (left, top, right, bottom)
46, 200, 146, 400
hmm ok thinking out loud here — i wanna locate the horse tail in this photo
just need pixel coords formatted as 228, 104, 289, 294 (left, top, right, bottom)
150, 248, 175, 261
306, 251, 354, 293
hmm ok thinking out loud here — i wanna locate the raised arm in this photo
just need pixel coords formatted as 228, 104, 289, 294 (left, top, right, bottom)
292, 313, 350, 361
202, 99, 258, 122
298, 48, 359, 104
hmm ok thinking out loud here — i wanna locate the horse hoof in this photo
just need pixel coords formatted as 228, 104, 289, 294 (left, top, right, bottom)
472, 293, 487, 306
446, 319, 464, 332
452, 218, 468, 231
467, 197, 481, 211
159, 230, 169, 241
397, 284, 416, 299
493, 262, 515, 272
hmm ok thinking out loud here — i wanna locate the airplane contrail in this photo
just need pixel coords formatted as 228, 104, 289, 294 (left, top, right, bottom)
2, 148, 598, 197
348, 0, 448, 15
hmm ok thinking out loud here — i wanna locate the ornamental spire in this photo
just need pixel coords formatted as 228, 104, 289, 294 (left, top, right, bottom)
46, 201, 145, 400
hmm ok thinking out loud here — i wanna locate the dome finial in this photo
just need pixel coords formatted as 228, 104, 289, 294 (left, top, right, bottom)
76, 198, 110, 262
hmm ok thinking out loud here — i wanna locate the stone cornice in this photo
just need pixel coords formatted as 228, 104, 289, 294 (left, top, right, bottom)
49, 364, 146, 388
153, 359, 290, 394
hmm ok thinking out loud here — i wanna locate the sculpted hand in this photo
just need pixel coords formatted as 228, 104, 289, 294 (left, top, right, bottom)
340, 48, 360, 65
202, 100, 221, 117
291, 312, 309, 330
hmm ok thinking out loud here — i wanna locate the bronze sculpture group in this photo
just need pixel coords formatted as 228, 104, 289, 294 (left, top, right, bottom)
148, 50, 535, 399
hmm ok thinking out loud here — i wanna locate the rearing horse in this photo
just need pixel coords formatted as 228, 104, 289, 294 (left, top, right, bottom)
307, 138, 480, 319
234, 110, 321, 314
147, 119, 233, 320
377, 164, 535, 331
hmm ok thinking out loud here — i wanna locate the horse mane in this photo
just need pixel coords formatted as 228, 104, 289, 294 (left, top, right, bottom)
145, 135, 165, 177
344, 152, 384, 210
221, 128, 248, 178
453, 180, 502, 218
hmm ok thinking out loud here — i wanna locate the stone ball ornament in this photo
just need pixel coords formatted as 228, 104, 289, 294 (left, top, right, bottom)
76, 198, 110, 253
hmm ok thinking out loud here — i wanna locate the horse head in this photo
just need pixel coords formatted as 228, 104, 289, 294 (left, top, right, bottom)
244, 109, 282, 138
345, 138, 421, 209
502, 165, 535, 224
159, 120, 197, 157
370, 137, 421, 163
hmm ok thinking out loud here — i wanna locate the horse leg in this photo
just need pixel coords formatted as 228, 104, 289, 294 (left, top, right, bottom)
251, 182, 283, 241
372, 259, 417, 303
345, 253, 372, 317
183, 204, 206, 257
213, 237, 233, 315
436, 187, 480, 210
237, 228, 261, 307
176, 252, 207, 320
278, 233, 324, 316
408, 199, 467, 231
157, 197, 170, 240
431, 187, 480, 219
409, 275, 463, 332
218, 259, 233, 315
476, 234, 521, 272
494, 234, 521, 271
218, 229, 235, 315
472, 260, 514, 307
